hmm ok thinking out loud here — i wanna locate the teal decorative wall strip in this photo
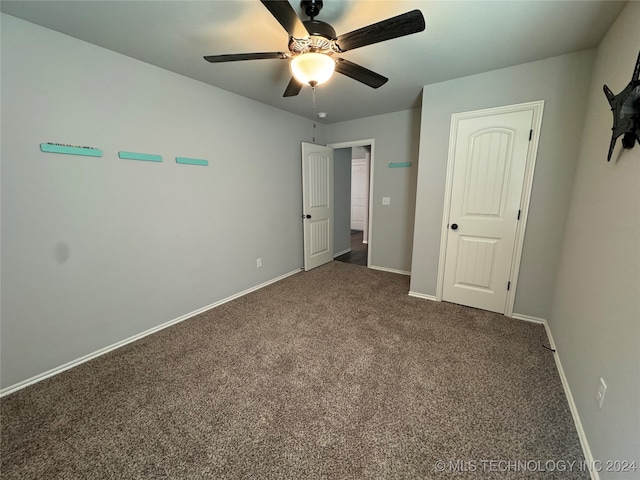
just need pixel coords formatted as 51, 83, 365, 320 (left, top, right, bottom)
40, 143, 102, 157
176, 157, 208, 166
119, 151, 163, 162
388, 162, 412, 168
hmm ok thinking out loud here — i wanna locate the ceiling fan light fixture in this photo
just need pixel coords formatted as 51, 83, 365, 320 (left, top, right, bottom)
290, 53, 335, 86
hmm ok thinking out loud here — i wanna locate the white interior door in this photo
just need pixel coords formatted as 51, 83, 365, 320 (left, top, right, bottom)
302, 142, 334, 271
442, 109, 534, 313
350, 158, 369, 236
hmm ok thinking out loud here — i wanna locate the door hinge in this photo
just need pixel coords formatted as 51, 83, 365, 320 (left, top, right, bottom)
507, 281, 511, 291
529, 129, 533, 141
517, 209, 521, 220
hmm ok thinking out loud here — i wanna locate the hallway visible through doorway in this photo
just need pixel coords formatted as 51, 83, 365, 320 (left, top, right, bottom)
335, 230, 367, 266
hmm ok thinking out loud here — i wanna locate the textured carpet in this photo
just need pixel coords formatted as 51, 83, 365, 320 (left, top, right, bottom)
1, 262, 587, 479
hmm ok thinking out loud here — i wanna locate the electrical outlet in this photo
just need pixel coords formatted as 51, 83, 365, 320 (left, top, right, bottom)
596, 377, 607, 408
382, 196, 391, 205
256, 258, 262, 268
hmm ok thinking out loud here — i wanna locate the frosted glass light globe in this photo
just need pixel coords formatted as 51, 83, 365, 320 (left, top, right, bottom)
290, 53, 335, 86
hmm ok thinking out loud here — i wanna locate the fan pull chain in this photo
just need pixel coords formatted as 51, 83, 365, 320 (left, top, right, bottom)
312, 84, 317, 143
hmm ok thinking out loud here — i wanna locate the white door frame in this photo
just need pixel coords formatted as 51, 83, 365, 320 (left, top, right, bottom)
435, 101, 544, 316
327, 139, 375, 268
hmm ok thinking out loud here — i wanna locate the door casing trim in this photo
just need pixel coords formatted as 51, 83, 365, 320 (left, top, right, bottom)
436, 101, 545, 316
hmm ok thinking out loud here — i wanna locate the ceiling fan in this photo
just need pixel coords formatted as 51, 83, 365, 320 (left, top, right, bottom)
204, 0, 426, 97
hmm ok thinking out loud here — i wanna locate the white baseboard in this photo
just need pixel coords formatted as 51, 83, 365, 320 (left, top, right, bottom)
408, 291, 438, 301
511, 314, 598, 480
511, 313, 547, 324
333, 248, 351, 258
369, 265, 411, 276
0, 269, 301, 398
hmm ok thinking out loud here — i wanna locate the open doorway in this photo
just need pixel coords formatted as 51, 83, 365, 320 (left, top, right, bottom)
330, 143, 372, 267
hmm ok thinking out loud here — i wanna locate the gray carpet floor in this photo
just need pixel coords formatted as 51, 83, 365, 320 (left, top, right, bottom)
1, 262, 587, 479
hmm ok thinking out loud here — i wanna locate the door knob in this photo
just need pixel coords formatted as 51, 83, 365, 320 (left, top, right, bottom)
302, 214, 311, 219
451, 223, 458, 230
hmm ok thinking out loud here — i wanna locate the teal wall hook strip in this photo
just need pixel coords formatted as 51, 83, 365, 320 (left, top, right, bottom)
388, 162, 412, 168
176, 157, 208, 166
40, 143, 102, 157
119, 151, 163, 162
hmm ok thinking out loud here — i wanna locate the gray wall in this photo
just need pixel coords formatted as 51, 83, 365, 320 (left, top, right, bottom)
325, 109, 421, 273
410, 50, 595, 319
0, 15, 323, 389
548, 2, 640, 473
333, 148, 352, 256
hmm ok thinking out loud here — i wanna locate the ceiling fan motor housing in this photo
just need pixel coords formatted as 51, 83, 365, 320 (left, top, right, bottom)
303, 19, 336, 40
289, 20, 337, 55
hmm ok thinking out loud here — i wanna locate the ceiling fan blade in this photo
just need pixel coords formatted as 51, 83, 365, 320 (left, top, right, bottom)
260, 0, 309, 39
283, 77, 303, 97
204, 52, 289, 63
336, 10, 425, 53
334, 58, 388, 89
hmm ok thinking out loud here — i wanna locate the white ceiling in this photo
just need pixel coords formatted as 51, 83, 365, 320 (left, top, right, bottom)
1, 0, 626, 124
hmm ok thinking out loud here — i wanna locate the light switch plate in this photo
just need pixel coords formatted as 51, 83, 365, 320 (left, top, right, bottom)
382, 197, 391, 205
